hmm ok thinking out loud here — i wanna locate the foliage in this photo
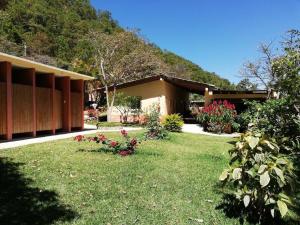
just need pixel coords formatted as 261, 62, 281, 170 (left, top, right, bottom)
237, 99, 300, 141
220, 30, 300, 224
0, 0, 233, 90
219, 131, 299, 223
197, 100, 238, 134
74, 130, 139, 156
236, 78, 258, 91
114, 92, 142, 123
145, 104, 168, 139
162, 114, 184, 132
241, 30, 300, 94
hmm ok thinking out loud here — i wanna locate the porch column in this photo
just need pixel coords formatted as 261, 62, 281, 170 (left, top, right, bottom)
0, 62, 12, 140
62, 77, 71, 132
204, 88, 212, 107
49, 74, 56, 134
24, 68, 36, 137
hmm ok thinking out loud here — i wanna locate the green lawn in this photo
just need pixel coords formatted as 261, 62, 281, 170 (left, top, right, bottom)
0, 132, 241, 225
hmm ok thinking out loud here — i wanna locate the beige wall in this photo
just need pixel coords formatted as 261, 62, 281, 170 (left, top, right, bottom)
109, 79, 189, 122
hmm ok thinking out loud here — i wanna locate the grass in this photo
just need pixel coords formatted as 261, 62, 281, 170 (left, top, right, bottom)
85, 121, 143, 128
0, 132, 241, 225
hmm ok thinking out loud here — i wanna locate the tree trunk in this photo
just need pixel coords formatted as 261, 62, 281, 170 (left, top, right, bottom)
106, 86, 117, 122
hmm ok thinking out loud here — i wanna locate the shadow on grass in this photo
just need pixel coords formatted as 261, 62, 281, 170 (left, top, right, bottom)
0, 157, 77, 225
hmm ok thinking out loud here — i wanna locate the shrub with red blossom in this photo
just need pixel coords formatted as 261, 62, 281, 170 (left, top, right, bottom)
196, 100, 239, 133
74, 130, 139, 156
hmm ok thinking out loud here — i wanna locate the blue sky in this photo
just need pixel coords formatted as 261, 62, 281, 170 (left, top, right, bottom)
91, 0, 300, 84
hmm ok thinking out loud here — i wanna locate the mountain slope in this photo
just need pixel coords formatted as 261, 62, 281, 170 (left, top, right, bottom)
0, 0, 233, 89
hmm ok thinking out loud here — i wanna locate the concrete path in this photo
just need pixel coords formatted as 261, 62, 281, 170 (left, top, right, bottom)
0, 125, 142, 150
182, 124, 240, 138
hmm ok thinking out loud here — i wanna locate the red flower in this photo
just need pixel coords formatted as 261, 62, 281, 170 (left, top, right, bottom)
110, 141, 118, 148
130, 138, 137, 146
121, 129, 128, 137
74, 135, 84, 142
98, 134, 107, 142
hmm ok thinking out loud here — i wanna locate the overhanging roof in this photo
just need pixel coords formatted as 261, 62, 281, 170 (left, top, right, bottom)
97, 75, 217, 94
0, 52, 93, 80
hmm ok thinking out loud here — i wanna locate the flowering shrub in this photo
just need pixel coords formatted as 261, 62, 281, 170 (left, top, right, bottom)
74, 130, 139, 156
197, 100, 238, 133
145, 104, 168, 139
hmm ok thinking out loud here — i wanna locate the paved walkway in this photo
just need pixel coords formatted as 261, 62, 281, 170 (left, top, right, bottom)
0, 124, 240, 150
0, 125, 141, 150
182, 124, 240, 138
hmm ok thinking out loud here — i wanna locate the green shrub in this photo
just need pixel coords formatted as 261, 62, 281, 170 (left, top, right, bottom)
145, 104, 168, 140
219, 130, 299, 224
162, 114, 184, 132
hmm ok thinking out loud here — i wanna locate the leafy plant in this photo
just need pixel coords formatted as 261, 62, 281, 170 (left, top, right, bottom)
114, 92, 142, 123
145, 104, 168, 140
219, 131, 299, 223
162, 114, 184, 132
74, 130, 139, 156
197, 100, 237, 134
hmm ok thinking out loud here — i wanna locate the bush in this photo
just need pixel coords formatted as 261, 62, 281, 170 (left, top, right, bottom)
197, 100, 238, 134
219, 130, 299, 224
162, 114, 184, 132
237, 99, 300, 139
114, 92, 142, 123
74, 130, 139, 156
145, 104, 168, 140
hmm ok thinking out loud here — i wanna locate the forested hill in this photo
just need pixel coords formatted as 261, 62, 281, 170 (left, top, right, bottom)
0, 0, 234, 89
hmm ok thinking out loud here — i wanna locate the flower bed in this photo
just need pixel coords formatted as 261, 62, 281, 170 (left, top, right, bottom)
196, 100, 238, 134
74, 130, 139, 156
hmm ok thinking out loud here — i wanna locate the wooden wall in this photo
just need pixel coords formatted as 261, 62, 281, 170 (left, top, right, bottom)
71, 92, 82, 128
36, 87, 52, 131
0, 82, 6, 135
0, 59, 84, 141
12, 84, 33, 134
54, 90, 63, 129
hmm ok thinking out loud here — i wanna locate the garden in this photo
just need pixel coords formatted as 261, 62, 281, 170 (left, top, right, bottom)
0, 30, 299, 225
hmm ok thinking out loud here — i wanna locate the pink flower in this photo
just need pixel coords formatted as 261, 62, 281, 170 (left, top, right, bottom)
130, 138, 137, 146
74, 135, 84, 142
110, 141, 118, 148
121, 129, 128, 137
98, 134, 107, 142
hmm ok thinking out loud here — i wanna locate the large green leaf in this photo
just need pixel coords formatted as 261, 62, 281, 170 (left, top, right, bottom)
232, 168, 242, 180
258, 164, 267, 174
243, 195, 250, 208
277, 200, 288, 218
219, 170, 228, 181
274, 167, 285, 183
260, 171, 270, 187
247, 136, 260, 149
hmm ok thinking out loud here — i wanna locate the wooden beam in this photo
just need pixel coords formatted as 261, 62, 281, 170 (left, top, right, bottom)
62, 77, 71, 132
71, 79, 84, 130
22, 68, 36, 137
50, 74, 55, 134
0, 62, 12, 140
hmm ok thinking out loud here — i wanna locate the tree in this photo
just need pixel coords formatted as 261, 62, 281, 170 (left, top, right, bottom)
240, 43, 276, 94
87, 30, 164, 121
114, 92, 142, 123
236, 78, 258, 91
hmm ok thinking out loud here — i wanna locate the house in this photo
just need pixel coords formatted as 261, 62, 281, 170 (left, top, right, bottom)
96, 75, 269, 122
0, 52, 93, 141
